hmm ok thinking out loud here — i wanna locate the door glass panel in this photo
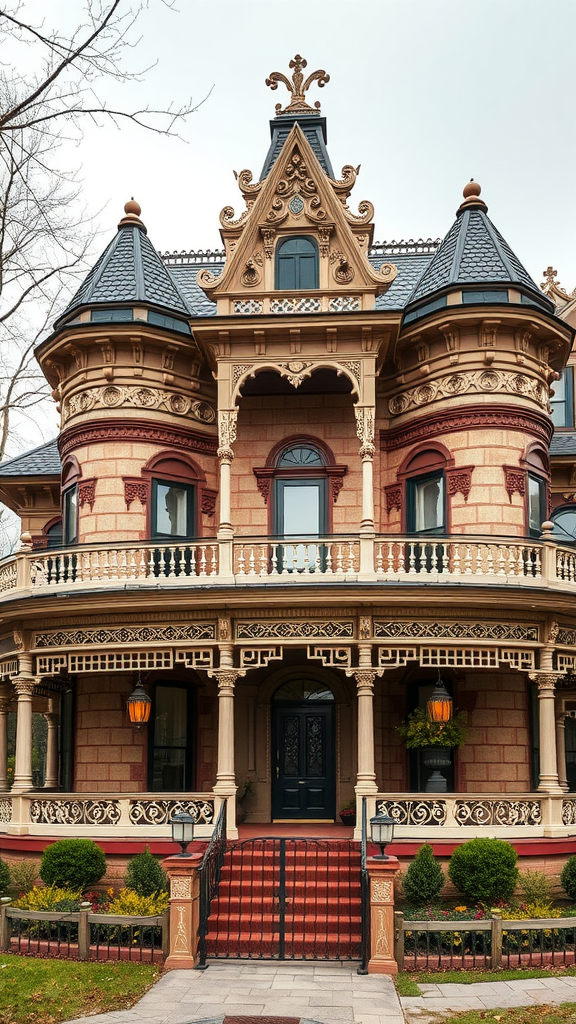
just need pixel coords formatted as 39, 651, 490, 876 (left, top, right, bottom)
282, 716, 299, 776
306, 715, 324, 777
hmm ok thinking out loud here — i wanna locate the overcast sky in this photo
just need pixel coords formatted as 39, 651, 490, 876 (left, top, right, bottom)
70, 0, 576, 292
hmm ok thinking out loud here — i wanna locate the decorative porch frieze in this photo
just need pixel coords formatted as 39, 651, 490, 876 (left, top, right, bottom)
378, 648, 418, 667
235, 619, 354, 640
30, 799, 121, 826
373, 620, 539, 642
0, 658, 19, 678
69, 650, 173, 673
34, 622, 216, 647
239, 647, 283, 670
378, 645, 535, 671
174, 649, 214, 670
36, 655, 68, 676
129, 798, 214, 826
455, 799, 541, 826
307, 646, 351, 669
558, 627, 576, 646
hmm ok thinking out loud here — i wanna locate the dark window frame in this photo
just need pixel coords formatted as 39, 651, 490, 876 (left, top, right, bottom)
527, 471, 547, 538
147, 682, 195, 793
151, 478, 196, 541
62, 485, 78, 545
551, 366, 575, 429
275, 236, 319, 291
406, 470, 446, 535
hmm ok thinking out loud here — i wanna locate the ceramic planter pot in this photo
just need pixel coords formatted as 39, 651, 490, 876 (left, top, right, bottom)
422, 745, 452, 793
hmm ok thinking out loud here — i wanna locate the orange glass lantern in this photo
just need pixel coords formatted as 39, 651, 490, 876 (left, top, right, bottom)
127, 679, 152, 728
427, 672, 453, 723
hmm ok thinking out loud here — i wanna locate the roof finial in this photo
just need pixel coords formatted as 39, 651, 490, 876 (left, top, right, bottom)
458, 179, 488, 215
118, 198, 146, 232
266, 55, 330, 116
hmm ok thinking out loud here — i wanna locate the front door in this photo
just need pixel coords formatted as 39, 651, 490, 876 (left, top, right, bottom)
272, 702, 335, 819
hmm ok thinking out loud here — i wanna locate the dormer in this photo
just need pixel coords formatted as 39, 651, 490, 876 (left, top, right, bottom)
197, 57, 397, 317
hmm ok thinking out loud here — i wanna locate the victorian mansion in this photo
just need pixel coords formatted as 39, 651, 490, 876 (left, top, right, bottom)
1, 55, 576, 856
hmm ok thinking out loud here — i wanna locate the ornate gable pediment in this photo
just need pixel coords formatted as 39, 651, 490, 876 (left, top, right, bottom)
198, 123, 396, 313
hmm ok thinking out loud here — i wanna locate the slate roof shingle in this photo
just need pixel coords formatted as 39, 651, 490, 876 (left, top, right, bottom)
549, 433, 576, 456
0, 439, 61, 477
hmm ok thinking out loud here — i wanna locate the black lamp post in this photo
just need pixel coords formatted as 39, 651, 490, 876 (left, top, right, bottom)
369, 812, 395, 859
170, 812, 195, 856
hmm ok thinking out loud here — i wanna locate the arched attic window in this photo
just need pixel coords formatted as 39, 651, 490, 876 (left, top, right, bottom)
61, 456, 81, 545
275, 237, 319, 290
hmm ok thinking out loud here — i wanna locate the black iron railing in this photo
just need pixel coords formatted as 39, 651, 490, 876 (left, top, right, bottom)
196, 798, 227, 968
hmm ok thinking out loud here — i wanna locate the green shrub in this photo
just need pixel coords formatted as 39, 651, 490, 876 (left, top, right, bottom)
448, 838, 518, 905
15, 884, 82, 911
561, 855, 576, 901
40, 838, 106, 891
9, 859, 39, 894
502, 902, 560, 920
125, 846, 168, 897
108, 888, 169, 916
518, 870, 552, 906
402, 843, 444, 904
0, 856, 9, 894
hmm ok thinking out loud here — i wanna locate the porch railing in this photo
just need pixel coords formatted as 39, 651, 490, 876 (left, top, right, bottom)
197, 799, 227, 968
0, 531, 572, 597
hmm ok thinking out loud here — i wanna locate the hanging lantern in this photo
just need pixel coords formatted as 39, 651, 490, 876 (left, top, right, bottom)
127, 678, 151, 728
427, 671, 453, 723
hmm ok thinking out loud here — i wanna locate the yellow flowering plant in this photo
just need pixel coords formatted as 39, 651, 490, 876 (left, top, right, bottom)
107, 887, 169, 916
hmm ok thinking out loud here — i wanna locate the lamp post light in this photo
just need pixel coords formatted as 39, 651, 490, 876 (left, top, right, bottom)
171, 812, 195, 856
427, 670, 453, 724
126, 677, 152, 729
369, 812, 395, 860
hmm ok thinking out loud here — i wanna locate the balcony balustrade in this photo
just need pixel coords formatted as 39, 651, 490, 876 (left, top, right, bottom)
0, 532, 569, 599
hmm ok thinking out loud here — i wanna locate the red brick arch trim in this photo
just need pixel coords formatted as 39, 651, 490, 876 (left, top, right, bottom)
58, 418, 218, 458
379, 405, 553, 452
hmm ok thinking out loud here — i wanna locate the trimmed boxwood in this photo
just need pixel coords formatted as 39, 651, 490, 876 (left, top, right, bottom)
0, 856, 9, 894
561, 855, 576, 901
40, 838, 106, 891
125, 846, 168, 897
403, 843, 445, 905
448, 837, 518, 905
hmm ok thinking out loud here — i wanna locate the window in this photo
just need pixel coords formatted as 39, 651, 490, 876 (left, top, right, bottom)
552, 505, 576, 544
275, 237, 319, 290
551, 367, 574, 428
46, 520, 63, 549
149, 684, 194, 792
151, 480, 196, 539
527, 473, 547, 537
407, 473, 445, 534
62, 486, 78, 545
273, 442, 328, 572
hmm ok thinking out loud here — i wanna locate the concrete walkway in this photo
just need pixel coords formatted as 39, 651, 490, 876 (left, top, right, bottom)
401, 973, 576, 1021
66, 961, 404, 1024
64, 962, 576, 1024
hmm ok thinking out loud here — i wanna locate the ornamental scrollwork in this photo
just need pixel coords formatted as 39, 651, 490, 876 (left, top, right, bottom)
265, 55, 330, 115
388, 370, 548, 417
129, 799, 214, 826
171, 876, 192, 898
62, 386, 216, 425
558, 628, 576, 647
0, 799, 12, 823
236, 620, 354, 640
123, 479, 149, 510
218, 409, 238, 452
504, 466, 526, 502
30, 799, 121, 826
454, 800, 541, 827
562, 800, 576, 825
34, 623, 216, 647
371, 880, 393, 903
373, 621, 539, 642
376, 799, 447, 826
279, 361, 313, 389
355, 406, 375, 458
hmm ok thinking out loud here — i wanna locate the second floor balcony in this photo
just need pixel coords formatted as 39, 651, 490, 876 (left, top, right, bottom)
0, 527, 572, 602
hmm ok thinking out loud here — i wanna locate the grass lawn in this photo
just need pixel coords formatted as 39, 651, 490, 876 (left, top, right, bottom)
396, 965, 576, 996
439, 1007, 576, 1023
0, 954, 159, 1024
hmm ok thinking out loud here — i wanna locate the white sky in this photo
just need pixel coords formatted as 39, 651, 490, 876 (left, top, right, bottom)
73, 0, 576, 291
4, 0, 576, 461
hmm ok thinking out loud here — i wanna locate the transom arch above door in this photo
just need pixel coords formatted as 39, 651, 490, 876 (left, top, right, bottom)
257, 663, 352, 706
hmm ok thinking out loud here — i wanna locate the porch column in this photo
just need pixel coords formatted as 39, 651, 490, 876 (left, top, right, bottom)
556, 710, 569, 793
0, 696, 11, 790
44, 697, 60, 789
210, 632, 245, 807
353, 641, 380, 797
217, 409, 237, 580
11, 677, 36, 792
355, 405, 376, 578
532, 672, 563, 794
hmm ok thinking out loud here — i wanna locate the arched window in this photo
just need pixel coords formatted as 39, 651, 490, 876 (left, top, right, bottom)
401, 448, 448, 535
61, 456, 81, 545
142, 452, 204, 540
274, 441, 328, 541
275, 237, 319, 290
552, 505, 576, 544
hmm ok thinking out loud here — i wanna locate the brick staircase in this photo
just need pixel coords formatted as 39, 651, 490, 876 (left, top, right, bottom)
205, 838, 363, 959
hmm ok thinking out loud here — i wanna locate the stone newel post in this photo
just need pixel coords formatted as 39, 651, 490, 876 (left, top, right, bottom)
162, 851, 203, 969
366, 855, 400, 975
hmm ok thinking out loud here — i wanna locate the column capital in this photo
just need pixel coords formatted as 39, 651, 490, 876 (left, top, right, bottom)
209, 669, 245, 694
44, 711, 60, 727
529, 672, 562, 693
13, 677, 37, 698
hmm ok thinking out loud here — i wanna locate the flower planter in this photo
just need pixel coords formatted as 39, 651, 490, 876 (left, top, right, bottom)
339, 809, 356, 827
422, 745, 452, 793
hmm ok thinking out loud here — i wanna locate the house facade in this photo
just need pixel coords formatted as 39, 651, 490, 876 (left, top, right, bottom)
1, 56, 576, 855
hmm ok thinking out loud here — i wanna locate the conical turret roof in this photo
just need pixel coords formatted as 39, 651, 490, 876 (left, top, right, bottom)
404, 182, 553, 323
55, 201, 191, 328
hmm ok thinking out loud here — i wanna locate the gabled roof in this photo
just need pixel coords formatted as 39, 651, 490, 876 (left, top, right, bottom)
0, 439, 61, 477
405, 182, 554, 318
55, 202, 191, 328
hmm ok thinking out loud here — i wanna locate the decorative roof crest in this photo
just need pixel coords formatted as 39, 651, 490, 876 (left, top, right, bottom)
266, 55, 330, 115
